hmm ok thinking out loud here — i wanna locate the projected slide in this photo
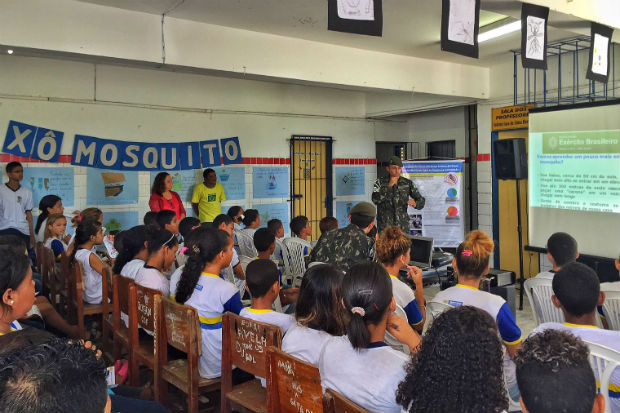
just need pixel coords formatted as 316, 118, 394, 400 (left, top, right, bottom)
529, 130, 620, 213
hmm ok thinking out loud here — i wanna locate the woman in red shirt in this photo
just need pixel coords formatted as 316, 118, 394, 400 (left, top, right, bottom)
149, 172, 186, 220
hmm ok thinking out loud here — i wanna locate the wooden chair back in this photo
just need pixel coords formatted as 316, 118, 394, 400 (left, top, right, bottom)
159, 295, 201, 355
324, 388, 369, 413
134, 283, 160, 333
113, 274, 134, 327
267, 346, 324, 413
35, 242, 44, 274
68, 260, 110, 338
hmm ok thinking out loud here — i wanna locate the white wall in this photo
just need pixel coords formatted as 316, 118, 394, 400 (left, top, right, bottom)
0, 54, 407, 228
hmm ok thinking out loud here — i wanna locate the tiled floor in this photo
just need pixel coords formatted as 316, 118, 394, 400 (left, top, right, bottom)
423, 284, 537, 337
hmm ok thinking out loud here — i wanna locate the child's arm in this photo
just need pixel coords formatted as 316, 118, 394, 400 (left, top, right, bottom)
279, 287, 299, 306
88, 252, 106, 277
233, 263, 245, 280
407, 265, 427, 330
26, 210, 34, 247
386, 313, 421, 353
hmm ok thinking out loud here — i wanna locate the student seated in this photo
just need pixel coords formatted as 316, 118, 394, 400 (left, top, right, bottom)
254, 227, 276, 260
213, 214, 245, 287
134, 227, 178, 297
35, 194, 69, 244
430, 230, 521, 399
531, 261, 620, 412
43, 213, 68, 260
227, 206, 244, 231
73, 220, 106, 304
241, 209, 260, 236
396, 306, 509, 413
319, 216, 338, 235
516, 329, 605, 413
535, 232, 578, 280
376, 226, 425, 333
112, 225, 148, 279
174, 227, 243, 379
282, 264, 346, 365
240, 259, 294, 334
156, 210, 179, 238
289, 215, 312, 254
176, 216, 200, 267
0, 338, 111, 413
267, 218, 285, 264
319, 262, 421, 413
143, 211, 158, 228
601, 251, 620, 291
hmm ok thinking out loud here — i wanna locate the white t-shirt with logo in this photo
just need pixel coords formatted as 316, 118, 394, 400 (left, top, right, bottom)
0, 184, 33, 235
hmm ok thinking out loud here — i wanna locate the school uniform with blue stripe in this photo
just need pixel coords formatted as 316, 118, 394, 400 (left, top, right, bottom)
389, 275, 423, 327
184, 272, 244, 379
0, 320, 22, 335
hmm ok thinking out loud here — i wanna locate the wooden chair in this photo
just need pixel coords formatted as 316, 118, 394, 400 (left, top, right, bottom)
68, 261, 112, 341
101, 266, 115, 354
323, 388, 368, 413
267, 346, 325, 413
129, 283, 161, 387
221, 312, 283, 413
35, 242, 45, 275
155, 296, 220, 413
112, 274, 135, 372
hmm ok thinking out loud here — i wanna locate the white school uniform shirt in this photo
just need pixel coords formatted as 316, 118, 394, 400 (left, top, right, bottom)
239, 308, 294, 334
319, 336, 409, 413
532, 322, 620, 413
120, 259, 145, 280
35, 217, 47, 243
184, 272, 244, 379
282, 323, 333, 366
134, 265, 170, 297
75, 248, 103, 304
534, 269, 556, 280
169, 265, 184, 300
0, 320, 22, 336
389, 275, 423, 327
0, 184, 33, 235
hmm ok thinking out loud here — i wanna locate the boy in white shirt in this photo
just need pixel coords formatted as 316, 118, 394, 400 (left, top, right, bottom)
0, 162, 34, 248
289, 215, 312, 256
531, 262, 620, 413
534, 232, 578, 280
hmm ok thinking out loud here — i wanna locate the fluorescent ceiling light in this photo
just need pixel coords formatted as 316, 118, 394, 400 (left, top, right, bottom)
478, 20, 521, 43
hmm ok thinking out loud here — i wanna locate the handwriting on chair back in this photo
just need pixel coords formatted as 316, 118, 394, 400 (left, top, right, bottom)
135, 285, 159, 331
229, 314, 282, 377
162, 298, 194, 353
269, 347, 323, 413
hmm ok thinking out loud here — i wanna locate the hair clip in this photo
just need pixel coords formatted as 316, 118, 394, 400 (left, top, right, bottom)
350, 307, 365, 317
359, 289, 373, 295
179, 247, 188, 256
192, 245, 200, 254
461, 249, 473, 257
77, 215, 82, 222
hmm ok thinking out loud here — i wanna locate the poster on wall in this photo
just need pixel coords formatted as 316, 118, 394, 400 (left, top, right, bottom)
254, 203, 290, 236
213, 166, 246, 200
149, 170, 198, 203
86, 169, 139, 205
335, 201, 356, 229
252, 167, 289, 199
335, 166, 365, 196
22, 167, 74, 207
102, 211, 140, 233
402, 160, 465, 247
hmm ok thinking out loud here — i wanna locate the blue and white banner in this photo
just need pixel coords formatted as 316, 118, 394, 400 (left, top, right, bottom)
3, 120, 64, 162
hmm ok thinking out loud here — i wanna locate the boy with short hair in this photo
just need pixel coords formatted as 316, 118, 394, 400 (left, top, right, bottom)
532, 261, 620, 412
289, 215, 312, 256
254, 227, 276, 260
240, 259, 294, 334
515, 329, 605, 413
213, 213, 245, 286
156, 210, 179, 236
267, 218, 285, 266
535, 232, 578, 280
0, 162, 34, 247
319, 216, 338, 235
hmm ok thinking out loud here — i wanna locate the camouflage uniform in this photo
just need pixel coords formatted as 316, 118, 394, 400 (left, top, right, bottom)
308, 224, 374, 273
372, 176, 425, 234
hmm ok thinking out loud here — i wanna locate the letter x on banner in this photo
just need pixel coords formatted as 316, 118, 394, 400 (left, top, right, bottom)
328, 0, 382, 37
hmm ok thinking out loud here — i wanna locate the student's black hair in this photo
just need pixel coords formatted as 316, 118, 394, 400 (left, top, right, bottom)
113, 230, 126, 254
546, 232, 578, 267
175, 227, 231, 304
319, 216, 338, 234
145, 225, 178, 255
267, 218, 283, 235
242, 209, 259, 227
295, 264, 346, 336
350, 213, 374, 229
5, 161, 22, 173
156, 210, 176, 230
179, 216, 200, 240
143, 211, 158, 228
71, 219, 102, 262
396, 306, 507, 413
290, 216, 309, 236
213, 214, 233, 229
0, 246, 31, 315
515, 329, 595, 413
0, 235, 27, 253
35, 195, 62, 234
245, 259, 279, 298
253, 228, 275, 253
227, 206, 243, 219
0, 337, 108, 413
112, 225, 147, 275
342, 262, 393, 350
552, 261, 600, 317
0, 329, 54, 357
203, 168, 215, 179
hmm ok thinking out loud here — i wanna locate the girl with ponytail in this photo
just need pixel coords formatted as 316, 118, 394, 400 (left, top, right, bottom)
112, 225, 148, 279
72, 219, 106, 304
134, 226, 178, 297
34, 195, 65, 243
318, 262, 421, 413
175, 227, 244, 379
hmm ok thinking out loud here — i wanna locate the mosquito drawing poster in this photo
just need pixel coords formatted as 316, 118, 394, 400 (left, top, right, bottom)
521, 3, 549, 69
441, 0, 480, 58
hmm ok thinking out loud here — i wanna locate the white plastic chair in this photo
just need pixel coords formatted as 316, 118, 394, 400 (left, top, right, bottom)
524, 277, 565, 326
601, 288, 620, 331
427, 301, 454, 320
585, 340, 620, 413
282, 237, 310, 287
384, 303, 410, 355
235, 229, 257, 258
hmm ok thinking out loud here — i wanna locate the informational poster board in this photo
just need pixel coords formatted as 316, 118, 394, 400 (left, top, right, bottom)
335, 201, 355, 229
22, 167, 75, 206
150, 170, 198, 203
213, 166, 245, 200
86, 169, 138, 205
335, 166, 365, 196
402, 160, 465, 247
252, 167, 289, 199
103, 211, 140, 233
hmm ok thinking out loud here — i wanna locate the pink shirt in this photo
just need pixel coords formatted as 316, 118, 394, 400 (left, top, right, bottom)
149, 192, 186, 220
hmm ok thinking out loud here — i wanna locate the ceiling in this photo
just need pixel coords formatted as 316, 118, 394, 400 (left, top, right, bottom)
77, 0, 588, 66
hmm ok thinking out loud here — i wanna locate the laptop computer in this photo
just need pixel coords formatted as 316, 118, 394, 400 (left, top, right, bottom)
409, 235, 434, 269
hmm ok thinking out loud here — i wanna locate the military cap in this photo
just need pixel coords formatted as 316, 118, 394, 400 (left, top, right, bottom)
349, 202, 376, 217
388, 156, 403, 167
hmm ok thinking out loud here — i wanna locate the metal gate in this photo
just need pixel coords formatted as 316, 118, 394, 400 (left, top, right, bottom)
290, 136, 333, 241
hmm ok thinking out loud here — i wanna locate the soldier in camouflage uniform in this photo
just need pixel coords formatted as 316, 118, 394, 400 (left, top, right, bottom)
308, 202, 376, 273
372, 156, 425, 234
